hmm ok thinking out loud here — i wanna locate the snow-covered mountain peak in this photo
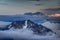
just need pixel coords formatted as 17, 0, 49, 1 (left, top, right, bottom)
4, 20, 55, 36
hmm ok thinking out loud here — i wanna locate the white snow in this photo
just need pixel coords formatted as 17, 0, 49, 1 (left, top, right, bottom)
23, 20, 27, 29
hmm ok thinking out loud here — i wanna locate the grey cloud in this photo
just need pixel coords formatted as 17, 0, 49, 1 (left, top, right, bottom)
0, 3, 8, 5
42, 8, 60, 15
35, 3, 44, 6
0, 0, 51, 2
44, 8, 60, 11
26, 0, 52, 1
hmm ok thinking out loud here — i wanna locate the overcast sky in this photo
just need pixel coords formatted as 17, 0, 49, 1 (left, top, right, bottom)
0, 0, 59, 15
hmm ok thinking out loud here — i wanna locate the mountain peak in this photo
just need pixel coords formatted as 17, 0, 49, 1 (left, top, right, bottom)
6, 20, 55, 35
0, 20, 55, 36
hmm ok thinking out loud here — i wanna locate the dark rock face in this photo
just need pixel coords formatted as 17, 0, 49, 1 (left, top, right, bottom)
9, 20, 25, 29
27, 20, 37, 28
0, 20, 25, 30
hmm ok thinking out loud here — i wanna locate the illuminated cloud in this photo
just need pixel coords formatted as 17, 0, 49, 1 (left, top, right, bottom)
48, 13, 60, 17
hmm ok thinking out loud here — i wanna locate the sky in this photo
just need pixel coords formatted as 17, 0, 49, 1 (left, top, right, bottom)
0, 0, 59, 15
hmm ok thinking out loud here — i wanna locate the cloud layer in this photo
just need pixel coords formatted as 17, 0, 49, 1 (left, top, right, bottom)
0, 0, 59, 15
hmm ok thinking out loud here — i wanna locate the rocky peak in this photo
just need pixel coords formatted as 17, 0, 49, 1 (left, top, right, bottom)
9, 20, 25, 29
0, 20, 56, 35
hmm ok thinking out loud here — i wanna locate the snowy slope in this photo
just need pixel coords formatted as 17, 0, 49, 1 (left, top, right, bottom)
0, 21, 11, 27
42, 21, 60, 32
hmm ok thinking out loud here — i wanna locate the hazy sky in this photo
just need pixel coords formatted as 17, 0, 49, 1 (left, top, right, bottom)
0, 0, 59, 15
